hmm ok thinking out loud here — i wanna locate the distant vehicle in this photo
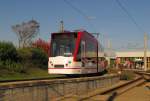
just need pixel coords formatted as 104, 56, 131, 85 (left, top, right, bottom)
48, 30, 106, 75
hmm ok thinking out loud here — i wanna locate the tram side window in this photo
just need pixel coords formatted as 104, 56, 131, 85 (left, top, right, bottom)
76, 44, 81, 61
86, 41, 97, 58
52, 43, 56, 56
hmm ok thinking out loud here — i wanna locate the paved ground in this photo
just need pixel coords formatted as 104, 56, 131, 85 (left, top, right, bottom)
60, 81, 150, 101
115, 82, 150, 101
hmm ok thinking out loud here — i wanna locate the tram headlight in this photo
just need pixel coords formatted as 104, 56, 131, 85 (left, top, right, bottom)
68, 61, 71, 64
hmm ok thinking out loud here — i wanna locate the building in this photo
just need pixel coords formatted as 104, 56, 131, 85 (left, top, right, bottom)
104, 50, 116, 67
116, 51, 150, 70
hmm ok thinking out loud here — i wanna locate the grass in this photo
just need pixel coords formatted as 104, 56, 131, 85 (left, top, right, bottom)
107, 67, 136, 80
120, 70, 135, 80
106, 67, 120, 74
0, 67, 65, 81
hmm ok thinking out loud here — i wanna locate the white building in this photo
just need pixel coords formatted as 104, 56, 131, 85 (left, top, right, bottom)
116, 51, 150, 70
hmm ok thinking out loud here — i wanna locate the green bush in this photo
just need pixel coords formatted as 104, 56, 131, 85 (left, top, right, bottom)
0, 42, 48, 73
0, 59, 25, 73
0, 61, 5, 68
120, 71, 135, 80
17, 48, 48, 69
0, 41, 18, 62
17, 48, 32, 62
0, 41, 27, 73
4, 60, 25, 73
31, 48, 48, 69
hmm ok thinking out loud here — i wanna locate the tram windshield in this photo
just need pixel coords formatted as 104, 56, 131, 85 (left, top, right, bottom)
51, 33, 76, 57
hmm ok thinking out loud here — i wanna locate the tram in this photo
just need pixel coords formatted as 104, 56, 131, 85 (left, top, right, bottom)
48, 30, 106, 74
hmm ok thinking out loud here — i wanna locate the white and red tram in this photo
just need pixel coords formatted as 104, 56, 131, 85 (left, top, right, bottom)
48, 30, 105, 74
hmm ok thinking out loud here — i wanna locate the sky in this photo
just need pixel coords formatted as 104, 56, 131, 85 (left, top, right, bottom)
0, 0, 150, 51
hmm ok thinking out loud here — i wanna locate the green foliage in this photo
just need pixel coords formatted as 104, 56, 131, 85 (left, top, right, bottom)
17, 47, 48, 69
0, 59, 25, 73
4, 60, 25, 73
0, 41, 18, 62
0, 41, 25, 72
110, 59, 115, 68
31, 48, 48, 69
17, 48, 32, 62
0, 41, 48, 74
0, 67, 64, 81
120, 71, 135, 80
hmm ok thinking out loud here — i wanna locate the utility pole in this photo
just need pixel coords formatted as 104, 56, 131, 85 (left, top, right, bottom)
107, 39, 112, 50
108, 39, 112, 56
60, 20, 64, 32
144, 33, 148, 71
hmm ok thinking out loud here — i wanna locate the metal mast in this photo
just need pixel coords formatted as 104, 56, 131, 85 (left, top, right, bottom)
144, 33, 148, 71
60, 20, 64, 32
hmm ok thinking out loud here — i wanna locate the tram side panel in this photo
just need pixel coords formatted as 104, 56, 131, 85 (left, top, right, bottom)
78, 31, 98, 74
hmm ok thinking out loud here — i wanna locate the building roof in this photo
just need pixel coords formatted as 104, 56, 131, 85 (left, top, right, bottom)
104, 50, 116, 57
116, 51, 150, 57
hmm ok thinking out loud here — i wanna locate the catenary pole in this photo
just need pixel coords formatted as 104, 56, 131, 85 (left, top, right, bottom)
144, 33, 147, 71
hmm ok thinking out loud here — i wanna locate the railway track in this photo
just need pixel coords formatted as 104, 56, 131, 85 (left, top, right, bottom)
0, 73, 120, 101
59, 70, 149, 101
79, 71, 150, 101
1, 70, 148, 101
134, 71, 150, 81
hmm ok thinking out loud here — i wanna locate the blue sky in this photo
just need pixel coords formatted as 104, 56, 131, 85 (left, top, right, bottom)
0, 0, 150, 51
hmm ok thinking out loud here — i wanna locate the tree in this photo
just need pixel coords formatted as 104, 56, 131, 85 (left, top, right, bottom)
32, 38, 50, 56
12, 19, 40, 48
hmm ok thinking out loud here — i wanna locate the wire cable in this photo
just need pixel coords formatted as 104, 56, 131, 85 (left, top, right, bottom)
115, 0, 145, 33
63, 0, 109, 49
63, 0, 96, 31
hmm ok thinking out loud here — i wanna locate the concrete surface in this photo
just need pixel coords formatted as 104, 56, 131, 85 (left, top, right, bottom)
0, 74, 120, 101
115, 82, 150, 101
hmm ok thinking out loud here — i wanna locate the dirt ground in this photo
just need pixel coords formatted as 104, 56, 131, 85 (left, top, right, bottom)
115, 82, 150, 101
